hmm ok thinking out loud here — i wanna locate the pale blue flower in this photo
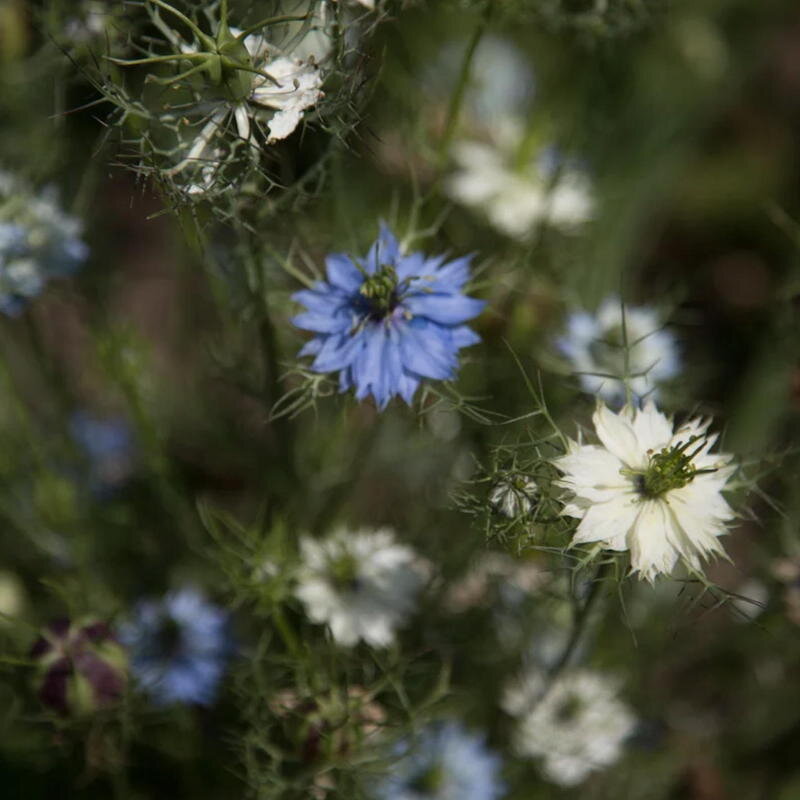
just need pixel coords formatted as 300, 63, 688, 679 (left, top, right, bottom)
121, 588, 232, 706
375, 722, 505, 800
292, 225, 485, 409
0, 174, 88, 315
557, 296, 679, 403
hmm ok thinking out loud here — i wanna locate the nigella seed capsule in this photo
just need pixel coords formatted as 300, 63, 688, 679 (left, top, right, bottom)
29, 618, 128, 716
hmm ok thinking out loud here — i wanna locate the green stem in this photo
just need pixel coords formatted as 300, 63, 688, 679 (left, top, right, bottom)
234, 14, 311, 42
546, 561, 609, 681
436, 0, 493, 168
146, 0, 214, 49
272, 605, 303, 661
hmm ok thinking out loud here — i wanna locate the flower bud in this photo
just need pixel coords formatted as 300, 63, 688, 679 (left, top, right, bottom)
30, 619, 127, 716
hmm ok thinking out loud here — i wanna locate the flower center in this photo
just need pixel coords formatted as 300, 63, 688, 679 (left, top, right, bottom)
630, 435, 710, 499
554, 693, 583, 723
328, 553, 363, 593
359, 264, 400, 318
152, 616, 184, 658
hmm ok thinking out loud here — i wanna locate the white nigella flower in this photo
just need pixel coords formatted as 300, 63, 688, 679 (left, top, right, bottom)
503, 668, 635, 787
295, 528, 427, 647
151, 21, 325, 194
489, 474, 538, 518
554, 402, 736, 582
446, 124, 593, 240
557, 297, 679, 402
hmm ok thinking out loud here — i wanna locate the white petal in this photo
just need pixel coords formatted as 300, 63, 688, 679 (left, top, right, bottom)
592, 404, 646, 469
628, 500, 679, 581
631, 401, 673, 454
572, 492, 639, 546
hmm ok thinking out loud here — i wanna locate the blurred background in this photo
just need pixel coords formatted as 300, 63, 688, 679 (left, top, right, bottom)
1, 0, 800, 798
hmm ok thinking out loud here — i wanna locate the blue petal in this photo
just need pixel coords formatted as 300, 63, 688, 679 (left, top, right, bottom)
325, 253, 364, 292
292, 287, 345, 314
351, 327, 388, 402
395, 251, 429, 281
364, 224, 401, 274
291, 310, 351, 334
311, 331, 365, 373
398, 320, 456, 380
429, 254, 474, 289
298, 338, 323, 357
404, 294, 486, 325
451, 324, 481, 348
397, 370, 420, 405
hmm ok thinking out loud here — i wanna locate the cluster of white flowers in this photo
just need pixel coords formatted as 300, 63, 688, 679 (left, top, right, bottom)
294, 527, 428, 647
558, 296, 680, 402
554, 402, 735, 582
503, 667, 635, 786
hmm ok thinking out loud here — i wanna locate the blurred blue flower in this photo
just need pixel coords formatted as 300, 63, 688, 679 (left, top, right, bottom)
120, 588, 232, 706
375, 722, 505, 800
292, 225, 485, 409
70, 412, 135, 494
0, 174, 89, 315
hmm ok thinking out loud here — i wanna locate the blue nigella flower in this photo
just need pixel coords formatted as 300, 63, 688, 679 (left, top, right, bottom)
120, 588, 232, 707
292, 225, 485, 410
375, 721, 505, 800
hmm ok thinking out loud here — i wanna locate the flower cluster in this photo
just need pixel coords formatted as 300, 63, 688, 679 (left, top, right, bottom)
0, 171, 88, 315
293, 225, 485, 409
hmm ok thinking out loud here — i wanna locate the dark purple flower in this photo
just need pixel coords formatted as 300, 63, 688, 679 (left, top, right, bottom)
30, 618, 128, 715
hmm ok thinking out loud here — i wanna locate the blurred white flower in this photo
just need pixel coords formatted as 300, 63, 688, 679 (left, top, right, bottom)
504, 668, 635, 787
295, 528, 427, 647
554, 402, 735, 582
557, 297, 679, 402
431, 36, 534, 125
447, 125, 593, 239
489, 474, 538, 518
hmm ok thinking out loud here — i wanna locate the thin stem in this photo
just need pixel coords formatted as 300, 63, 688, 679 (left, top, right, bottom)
436, 0, 493, 168
146, 0, 214, 49
148, 60, 214, 86
546, 560, 610, 681
104, 53, 209, 66
272, 605, 303, 661
234, 14, 311, 42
